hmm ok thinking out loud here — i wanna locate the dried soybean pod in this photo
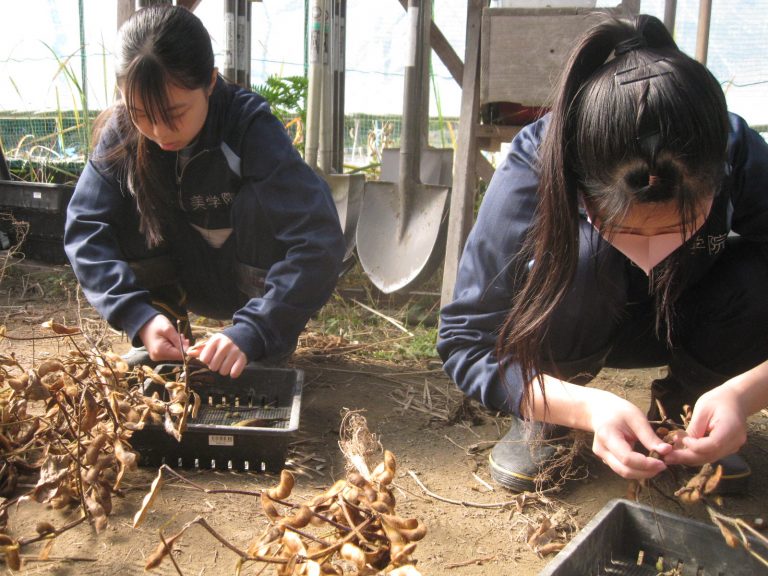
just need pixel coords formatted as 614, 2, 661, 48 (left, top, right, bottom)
340, 542, 367, 570
347, 472, 370, 488
301, 559, 322, 576
372, 450, 396, 486
399, 522, 427, 542
308, 479, 347, 508
382, 515, 427, 542
85, 433, 110, 466
37, 359, 65, 378
703, 464, 724, 495
144, 531, 183, 570
362, 484, 378, 504
377, 488, 396, 509
4, 546, 21, 571
246, 524, 283, 557
390, 542, 417, 567
261, 491, 282, 522
268, 470, 295, 500
388, 566, 422, 576
280, 531, 306, 556
279, 505, 313, 529
370, 500, 392, 514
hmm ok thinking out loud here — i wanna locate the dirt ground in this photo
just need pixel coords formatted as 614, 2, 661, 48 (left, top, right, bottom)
1, 260, 768, 575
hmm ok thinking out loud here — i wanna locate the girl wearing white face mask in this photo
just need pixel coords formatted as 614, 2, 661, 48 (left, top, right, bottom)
438, 14, 768, 493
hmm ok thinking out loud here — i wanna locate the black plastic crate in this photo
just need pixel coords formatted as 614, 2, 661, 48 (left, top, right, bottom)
130, 363, 303, 473
0, 181, 74, 264
539, 499, 767, 575
0, 181, 73, 213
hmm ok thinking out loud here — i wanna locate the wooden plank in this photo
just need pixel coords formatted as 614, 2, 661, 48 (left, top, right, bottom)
177, 0, 204, 10
117, 0, 134, 29
440, 0, 485, 309
480, 8, 597, 106
695, 0, 712, 65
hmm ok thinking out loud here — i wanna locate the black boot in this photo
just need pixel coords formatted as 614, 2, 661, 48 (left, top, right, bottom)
488, 417, 570, 492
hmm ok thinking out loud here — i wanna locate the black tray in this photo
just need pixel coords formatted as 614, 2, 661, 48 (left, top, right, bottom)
0, 180, 74, 264
130, 363, 303, 473
539, 499, 767, 575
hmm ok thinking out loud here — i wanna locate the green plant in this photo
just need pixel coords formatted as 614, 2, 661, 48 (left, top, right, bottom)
253, 74, 308, 147
42, 41, 91, 159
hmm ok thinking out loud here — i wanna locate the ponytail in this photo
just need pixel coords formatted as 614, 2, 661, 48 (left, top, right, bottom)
497, 14, 728, 415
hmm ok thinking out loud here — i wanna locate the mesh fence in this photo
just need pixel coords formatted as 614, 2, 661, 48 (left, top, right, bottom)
0, 109, 458, 183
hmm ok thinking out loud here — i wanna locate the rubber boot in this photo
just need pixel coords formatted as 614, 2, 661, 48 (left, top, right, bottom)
489, 417, 570, 492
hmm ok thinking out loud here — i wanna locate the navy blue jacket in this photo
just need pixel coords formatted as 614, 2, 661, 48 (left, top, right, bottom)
65, 78, 345, 361
437, 113, 768, 416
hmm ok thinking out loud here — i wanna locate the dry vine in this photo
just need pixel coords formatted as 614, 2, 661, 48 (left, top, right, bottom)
0, 319, 199, 570
629, 402, 768, 569
134, 411, 428, 575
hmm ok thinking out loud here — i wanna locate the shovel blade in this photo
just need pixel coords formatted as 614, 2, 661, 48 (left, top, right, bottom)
380, 147, 454, 187
357, 180, 450, 293
327, 173, 365, 261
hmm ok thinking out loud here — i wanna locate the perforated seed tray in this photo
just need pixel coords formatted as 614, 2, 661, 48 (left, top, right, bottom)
539, 498, 766, 575
130, 363, 303, 473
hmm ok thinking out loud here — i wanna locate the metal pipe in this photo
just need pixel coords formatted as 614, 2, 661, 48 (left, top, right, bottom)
224, 0, 237, 83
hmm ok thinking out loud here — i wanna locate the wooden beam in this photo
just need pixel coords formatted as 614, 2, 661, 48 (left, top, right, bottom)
440, 0, 485, 309
117, 0, 134, 30
663, 0, 677, 33
397, 0, 463, 85
695, 0, 712, 65
176, 0, 203, 10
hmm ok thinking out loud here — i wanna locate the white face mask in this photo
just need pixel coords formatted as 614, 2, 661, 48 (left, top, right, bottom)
586, 199, 712, 276
602, 231, 690, 275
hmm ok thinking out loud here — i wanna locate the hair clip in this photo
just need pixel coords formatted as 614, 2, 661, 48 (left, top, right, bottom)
615, 58, 669, 77
617, 71, 672, 86
615, 36, 647, 56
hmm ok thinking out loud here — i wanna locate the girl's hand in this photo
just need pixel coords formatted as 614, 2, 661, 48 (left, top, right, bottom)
187, 334, 248, 379
589, 396, 672, 480
529, 377, 671, 480
138, 314, 189, 362
663, 384, 748, 467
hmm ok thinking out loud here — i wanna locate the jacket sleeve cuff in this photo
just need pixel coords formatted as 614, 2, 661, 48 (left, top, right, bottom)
489, 362, 530, 417
222, 323, 265, 363
119, 304, 163, 348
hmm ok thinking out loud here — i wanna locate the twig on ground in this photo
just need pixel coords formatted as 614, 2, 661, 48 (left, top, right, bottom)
350, 298, 413, 336
408, 469, 527, 509
445, 554, 498, 569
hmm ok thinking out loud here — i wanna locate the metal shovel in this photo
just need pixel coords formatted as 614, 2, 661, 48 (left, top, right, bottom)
379, 51, 454, 189
306, 0, 364, 265
356, 0, 451, 293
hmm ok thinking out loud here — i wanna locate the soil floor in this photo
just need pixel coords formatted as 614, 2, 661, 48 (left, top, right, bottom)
1, 260, 768, 575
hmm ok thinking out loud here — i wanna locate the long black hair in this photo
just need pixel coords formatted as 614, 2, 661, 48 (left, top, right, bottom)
92, 4, 215, 247
497, 14, 729, 413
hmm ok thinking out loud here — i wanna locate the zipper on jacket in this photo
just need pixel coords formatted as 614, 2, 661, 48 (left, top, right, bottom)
175, 148, 209, 208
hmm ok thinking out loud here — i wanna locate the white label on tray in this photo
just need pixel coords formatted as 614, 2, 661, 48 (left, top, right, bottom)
33, 192, 42, 199
208, 434, 234, 446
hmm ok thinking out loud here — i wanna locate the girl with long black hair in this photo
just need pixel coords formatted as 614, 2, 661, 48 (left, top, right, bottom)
65, 5, 345, 378
439, 14, 768, 492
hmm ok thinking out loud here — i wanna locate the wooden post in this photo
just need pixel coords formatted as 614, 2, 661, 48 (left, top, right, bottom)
117, 0, 134, 30
695, 0, 712, 65
663, 0, 677, 34
440, 0, 485, 309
